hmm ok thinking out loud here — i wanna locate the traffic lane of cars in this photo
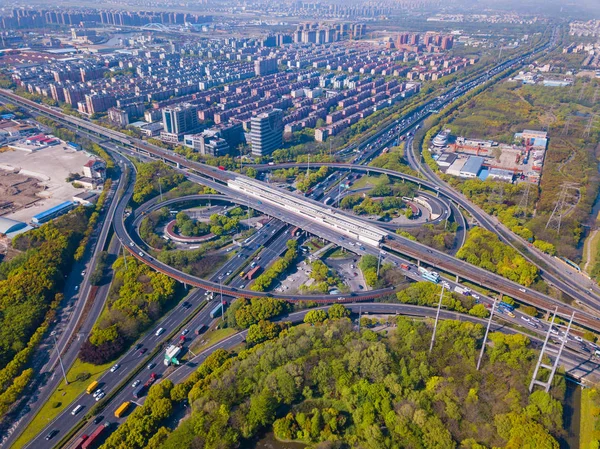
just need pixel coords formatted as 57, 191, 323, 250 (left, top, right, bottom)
71, 298, 222, 443
27, 289, 208, 448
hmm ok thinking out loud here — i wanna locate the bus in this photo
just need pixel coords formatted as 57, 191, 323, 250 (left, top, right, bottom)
114, 401, 131, 418
418, 267, 439, 283
86, 381, 99, 394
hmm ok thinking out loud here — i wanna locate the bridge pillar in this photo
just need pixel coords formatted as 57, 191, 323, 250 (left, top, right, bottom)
455, 275, 459, 282
176, 162, 180, 169
416, 260, 421, 267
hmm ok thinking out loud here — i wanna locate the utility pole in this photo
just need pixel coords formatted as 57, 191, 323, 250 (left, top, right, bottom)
477, 297, 498, 370
158, 177, 163, 202
429, 285, 445, 354
358, 305, 362, 330
376, 250, 383, 277
51, 331, 69, 385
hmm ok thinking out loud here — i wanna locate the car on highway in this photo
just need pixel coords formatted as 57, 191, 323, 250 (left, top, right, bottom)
93, 389, 103, 398
93, 415, 105, 425
155, 327, 165, 336
75, 285, 79, 291
132, 380, 141, 388
147, 362, 156, 370
95, 391, 106, 401
45, 430, 59, 441
181, 329, 189, 336
71, 404, 83, 416
81, 270, 86, 276
134, 343, 143, 350
110, 364, 120, 373
518, 288, 526, 293
139, 348, 147, 355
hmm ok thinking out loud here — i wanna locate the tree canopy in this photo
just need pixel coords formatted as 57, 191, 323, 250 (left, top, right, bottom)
156, 318, 564, 449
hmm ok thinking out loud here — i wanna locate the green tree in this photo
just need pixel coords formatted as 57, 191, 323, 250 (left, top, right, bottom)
304, 309, 328, 325
328, 304, 350, 319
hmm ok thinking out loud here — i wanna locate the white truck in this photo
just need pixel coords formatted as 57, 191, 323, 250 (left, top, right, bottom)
164, 345, 181, 366
453, 286, 471, 296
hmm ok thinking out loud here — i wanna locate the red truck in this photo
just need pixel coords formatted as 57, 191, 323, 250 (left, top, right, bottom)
400, 263, 410, 270
245, 265, 261, 280
70, 434, 88, 449
218, 165, 226, 170
145, 373, 157, 388
81, 422, 109, 449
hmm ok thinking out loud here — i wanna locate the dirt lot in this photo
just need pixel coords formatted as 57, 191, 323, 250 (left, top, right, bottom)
0, 170, 43, 216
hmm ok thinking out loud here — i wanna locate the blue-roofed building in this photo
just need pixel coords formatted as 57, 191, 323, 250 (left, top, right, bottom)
32, 201, 75, 225
459, 156, 484, 178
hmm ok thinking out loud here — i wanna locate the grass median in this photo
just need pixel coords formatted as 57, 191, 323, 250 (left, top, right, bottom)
12, 359, 112, 449
580, 388, 599, 449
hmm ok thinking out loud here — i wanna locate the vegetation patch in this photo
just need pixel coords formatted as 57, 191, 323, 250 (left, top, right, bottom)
157, 317, 566, 449
457, 227, 539, 287
580, 388, 600, 449
79, 257, 177, 365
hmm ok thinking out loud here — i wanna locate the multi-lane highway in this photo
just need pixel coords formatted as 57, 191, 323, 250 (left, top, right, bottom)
39, 300, 600, 449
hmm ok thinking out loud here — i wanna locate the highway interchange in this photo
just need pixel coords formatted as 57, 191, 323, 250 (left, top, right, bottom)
3, 28, 600, 448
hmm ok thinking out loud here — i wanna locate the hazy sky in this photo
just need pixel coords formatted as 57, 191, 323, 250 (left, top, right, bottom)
466, 0, 600, 18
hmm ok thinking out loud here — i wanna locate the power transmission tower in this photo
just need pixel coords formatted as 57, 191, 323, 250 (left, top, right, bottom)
561, 115, 572, 136
545, 183, 579, 234
529, 310, 575, 393
492, 182, 504, 203
429, 286, 445, 354
584, 114, 596, 138
518, 181, 531, 212
477, 297, 498, 370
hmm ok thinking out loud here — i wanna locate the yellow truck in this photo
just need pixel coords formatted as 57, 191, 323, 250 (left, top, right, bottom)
86, 380, 99, 394
114, 401, 131, 418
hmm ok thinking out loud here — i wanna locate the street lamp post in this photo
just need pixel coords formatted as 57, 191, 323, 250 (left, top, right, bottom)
51, 331, 68, 385
219, 277, 224, 318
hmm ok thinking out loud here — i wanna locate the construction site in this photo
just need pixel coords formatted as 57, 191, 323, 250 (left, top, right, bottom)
431, 129, 548, 184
